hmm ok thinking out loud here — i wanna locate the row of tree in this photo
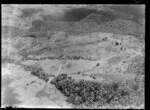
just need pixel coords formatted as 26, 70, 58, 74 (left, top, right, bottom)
46, 54, 91, 60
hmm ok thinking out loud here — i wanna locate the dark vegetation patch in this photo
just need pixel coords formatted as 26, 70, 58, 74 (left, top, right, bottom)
30, 70, 49, 82
51, 73, 144, 108
24, 66, 50, 82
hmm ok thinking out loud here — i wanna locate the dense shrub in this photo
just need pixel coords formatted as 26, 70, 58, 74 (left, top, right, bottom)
51, 73, 144, 108
30, 69, 49, 82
